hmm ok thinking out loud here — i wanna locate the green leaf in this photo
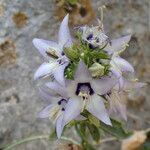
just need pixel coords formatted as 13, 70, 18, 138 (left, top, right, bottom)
100, 119, 132, 139
82, 141, 96, 150
64, 47, 79, 61
64, 62, 77, 79
90, 51, 110, 59
49, 130, 57, 140
88, 113, 100, 127
67, 0, 78, 5
87, 123, 100, 142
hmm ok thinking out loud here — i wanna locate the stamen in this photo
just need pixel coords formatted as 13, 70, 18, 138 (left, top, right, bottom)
46, 49, 58, 59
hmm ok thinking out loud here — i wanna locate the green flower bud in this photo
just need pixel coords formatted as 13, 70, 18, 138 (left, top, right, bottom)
89, 62, 105, 78
64, 48, 79, 61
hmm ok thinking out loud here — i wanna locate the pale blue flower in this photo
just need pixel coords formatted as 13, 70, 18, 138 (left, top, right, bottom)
33, 14, 72, 85
46, 61, 119, 128
80, 25, 109, 49
38, 86, 85, 138
106, 77, 146, 120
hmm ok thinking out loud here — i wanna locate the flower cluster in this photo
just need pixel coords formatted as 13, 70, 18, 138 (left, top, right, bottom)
33, 14, 145, 138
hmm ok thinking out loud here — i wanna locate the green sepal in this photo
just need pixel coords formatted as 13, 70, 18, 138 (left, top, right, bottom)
88, 113, 100, 127
67, 0, 78, 5
87, 123, 100, 142
90, 51, 110, 59
64, 62, 77, 79
82, 141, 96, 150
49, 129, 57, 140
100, 119, 132, 139
64, 47, 79, 61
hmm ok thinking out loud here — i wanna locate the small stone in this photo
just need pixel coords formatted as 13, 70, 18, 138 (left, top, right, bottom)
0, 3, 4, 17
0, 39, 17, 66
55, 0, 95, 25
12, 12, 28, 28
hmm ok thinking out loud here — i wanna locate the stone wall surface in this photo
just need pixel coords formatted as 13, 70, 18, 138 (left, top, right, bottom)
0, 0, 149, 149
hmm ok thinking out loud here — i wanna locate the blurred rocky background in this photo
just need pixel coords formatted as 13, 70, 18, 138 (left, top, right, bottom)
0, 0, 149, 149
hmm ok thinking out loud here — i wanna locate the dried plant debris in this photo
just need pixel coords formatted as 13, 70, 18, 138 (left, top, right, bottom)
12, 12, 28, 28
54, 143, 83, 150
0, 3, 4, 17
0, 40, 17, 66
121, 131, 147, 150
55, 0, 95, 25
5, 94, 20, 104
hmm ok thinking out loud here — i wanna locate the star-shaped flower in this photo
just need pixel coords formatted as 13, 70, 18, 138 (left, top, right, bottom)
104, 35, 135, 88
33, 14, 72, 85
80, 24, 109, 49
46, 61, 118, 128
106, 77, 146, 120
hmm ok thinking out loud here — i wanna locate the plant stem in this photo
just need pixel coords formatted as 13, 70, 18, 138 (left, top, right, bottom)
2, 135, 80, 150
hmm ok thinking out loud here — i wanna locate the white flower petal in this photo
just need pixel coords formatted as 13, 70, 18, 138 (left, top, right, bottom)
53, 62, 68, 86
34, 62, 55, 80
33, 38, 61, 58
86, 95, 112, 125
58, 14, 72, 48
56, 114, 64, 138
106, 93, 127, 121
74, 61, 91, 81
38, 104, 54, 118
123, 79, 146, 91
105, 35, 131, 54
113, 57, 134, 73
63, 97, 82, 125
75, 115, 86, 121
38, 87, 59, 103
46, 82, 67, 98
92, 75, 118, 95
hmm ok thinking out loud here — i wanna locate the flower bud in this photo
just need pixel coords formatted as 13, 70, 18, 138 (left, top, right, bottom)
89, 62, 105, 77
64, 48, 79, 61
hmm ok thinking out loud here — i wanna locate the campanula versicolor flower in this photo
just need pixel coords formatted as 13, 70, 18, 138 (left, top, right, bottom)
33, 13, 145, 139
33, 14, 72, 85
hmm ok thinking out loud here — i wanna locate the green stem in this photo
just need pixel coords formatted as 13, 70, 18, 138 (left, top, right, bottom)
2, 135, 80, 150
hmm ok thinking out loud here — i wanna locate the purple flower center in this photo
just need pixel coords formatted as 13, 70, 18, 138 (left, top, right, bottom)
75, 82, 94, 96
87, 34, 93, 40
58, 99, 68, 111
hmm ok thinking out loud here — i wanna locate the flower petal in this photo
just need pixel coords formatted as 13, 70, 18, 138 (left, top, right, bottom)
123, 79, 146, 91
75, 115, 86, 121
113, 57, 134, 73
105, 35, 131, 54
46, 81, 67, 98
53, 62, 68, 86
39, 88, 55, 102
56, 114, 64, 138
106, 93, 127, 121
38, 87, 58, 103
34, 62, 55, 80
92, 75, 118, 95
74, 61, 91, 81
58, 14, 72, 48
38, 104, 54, 118
33, 38, 61, 59
63, 97, 82, 125
86, 95, 112, 125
